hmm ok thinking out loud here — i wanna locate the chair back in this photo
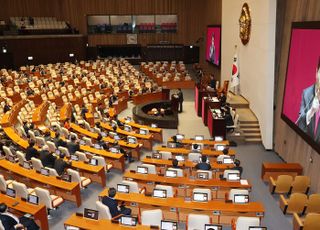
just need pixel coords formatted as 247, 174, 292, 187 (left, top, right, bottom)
188, 152, 201, 162
196, 170, 213, 179
141, 164, 157, 174
61, 127, 69, 138
0, 219, 5, 230
306, 194, 320, 214
228, 189, 249, 202
275, 175, 293, 194
83, 137, 93, 146
187, 214, 210, 230
46, 141, 57, 153
287, 193, 308, 214
12, 181, 29, 199
28, 130, 36, 141
96, 201, 112, 219
31, 157, 44, 172
141, 209, 163, 227
0, 175, 7, 192
155, 185, 174, 197
35, 137, 46, 147
223, 170, 240, 179
35, 187, 53, 209
75, 151, 88, 162
235, 217, 260, 230
67, 168, 81, 183
159, 151, 172, 160
46, 167, 59, 177
3, 146, 13, 158
291, 176, 310, 194
92, 156, 106, 169
16, 151, 26, 165
58, 146, 70, 158
193, 188, 212, 201
121, 180, 140, 193
167, 167, 184, 177
304, 213, 320, 229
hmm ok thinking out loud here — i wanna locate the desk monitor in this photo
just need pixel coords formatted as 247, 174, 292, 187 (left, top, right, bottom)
40, 168, 49, 176
120, 216, 137, 226
227, 173, 240, 181
214, 136, 223, 141
153, 189, 167, 198
117, 184, 130, 193
193, 192, 208, 202
204, 224, 222, 230
127, 136, 137, 144
94, 143, 102, 150
109, 147, 119, 153
23, 161, 32, 170
151, 123, 158, 128
152, 152, 162, 159
124, 125, 132, 132
249, 227, 267, 230
192, 144, 202, 152
175, 155, 184, 161
234, 194, 249, 204
65, 226, 80, 230
137, 166, 148, 174
79, 140, 85, 145
6, 188, 16, 198
165, 170, 177, 178
71, 155, 79, 161
223, 158, 233, 164
195, 135, 204, 141
215, 145, 225, 151
139, 128, 149, 135
114, 135, 121, 141
197, 172, 209, 180
27, 194, 39, 205
83, 208, 99, 220
176, 134, 184, 140
167, 142, 177, 148
89, 158, 98, 166
61, 174, 71, 182
161, 220, 178, 230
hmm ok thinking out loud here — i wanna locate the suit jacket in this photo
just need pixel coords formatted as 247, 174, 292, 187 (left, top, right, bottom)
54, 159, 70, 176
297, 84, 320, 142
0, 213, 18, 230
40, 150, 56, 168
54, 138, 67, 148
25, 147, 40, 161
195, 162, 211, 170
101, 196, 120, 217
66, 142, 80, 154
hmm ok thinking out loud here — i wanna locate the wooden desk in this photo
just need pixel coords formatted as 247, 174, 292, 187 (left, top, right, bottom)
80, 145, 125, 172
0, 159, 82, 207
0, 100, 26, 127
64, 213, 150, 230
60, 103, 72, 121
100, 122, 153, 151
154, 146, 235, 158
0, 194, 48, 230
119, 118, 163, 142
202, 97, 220, 126
261, 163, 303, 182
99, 189, 264, 225
32, 101, 49, 125
122, 171, 251, 199
132, 91, 164, 105
167, 137, 229, 146
207, 108, 226, 139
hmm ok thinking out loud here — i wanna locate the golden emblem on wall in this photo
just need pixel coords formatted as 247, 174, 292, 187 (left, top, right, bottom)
239, 3, 251, 45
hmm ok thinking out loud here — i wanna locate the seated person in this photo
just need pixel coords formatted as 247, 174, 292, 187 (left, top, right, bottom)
54, 153, 71, 176
219, 92, 227, 106
195, 155, 211, 170
26, 140, 40, 161
53, 133, 67, 148
216, 148, 230, 162
102, 187, 131, 218
67, 136, 80, 155
225, 110, 234, 127
39, 145, 57, 168
97, 134, 109, 150
170, 135, 183, 148
43, 131, 52, 142
232, 159, 243, 176
115, 142, 134, 163
172, 159, 180, 168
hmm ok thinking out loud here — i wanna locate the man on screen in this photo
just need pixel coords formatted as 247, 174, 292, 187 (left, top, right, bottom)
209, 33, 216, 64
297, 60, 320, 141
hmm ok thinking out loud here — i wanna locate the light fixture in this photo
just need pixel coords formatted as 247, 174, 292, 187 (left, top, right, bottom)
190, 45, 193, 48
69, 53, 74, 57
27, 56, 33, 61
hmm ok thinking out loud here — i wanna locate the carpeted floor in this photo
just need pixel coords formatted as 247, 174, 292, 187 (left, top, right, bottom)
50, 89, 293, 230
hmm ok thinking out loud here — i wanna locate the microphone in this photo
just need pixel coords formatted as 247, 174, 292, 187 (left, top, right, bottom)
295, 96, 315, 124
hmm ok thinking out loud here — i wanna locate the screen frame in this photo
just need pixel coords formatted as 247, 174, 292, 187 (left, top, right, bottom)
281, 21, 320, 154
206, 25, 222, 67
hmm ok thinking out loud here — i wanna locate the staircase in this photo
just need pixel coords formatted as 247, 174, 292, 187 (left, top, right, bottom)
227, 93, 262, 144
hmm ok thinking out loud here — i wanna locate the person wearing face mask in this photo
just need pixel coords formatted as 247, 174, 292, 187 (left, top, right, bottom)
297, 59, 320, 142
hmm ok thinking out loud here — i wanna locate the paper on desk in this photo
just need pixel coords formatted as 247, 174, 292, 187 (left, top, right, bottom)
240, 179, 248, 185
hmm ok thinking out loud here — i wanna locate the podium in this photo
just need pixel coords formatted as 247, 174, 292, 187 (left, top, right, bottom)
202, 97, 221, 126
195, 84, 216, 117
207, 108, 226, 139
171, 94, 179, 113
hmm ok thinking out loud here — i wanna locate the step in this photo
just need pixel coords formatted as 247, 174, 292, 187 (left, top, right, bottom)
243, 133, 261, 138
241, 128, 261, 133
245, 138, 262, 143
240, 124, 260, 129
239, 120, 259, 124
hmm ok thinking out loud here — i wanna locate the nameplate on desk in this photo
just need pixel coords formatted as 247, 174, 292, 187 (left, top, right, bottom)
213, 210, 221, 215
146, 182, 154, 185
130, 202, 137, 207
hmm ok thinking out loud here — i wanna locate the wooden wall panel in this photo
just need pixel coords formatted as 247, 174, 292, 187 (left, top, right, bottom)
274, 0, 320, 192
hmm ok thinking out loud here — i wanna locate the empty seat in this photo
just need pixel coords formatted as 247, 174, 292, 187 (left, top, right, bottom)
228, 189, 249, 202
121, 180, 144, 193
140, 164, 157, 174
12, 181, 34, 199
223, 169, 240, 179
158, 151, 172, 160
31, 157, 44, 172
0, 175, 13, 193
187, 214, 210, 230
167, 167, 184, 177
46, 167, 59, 177
290, 176, 311, 194
305, 194, 320, 214
58, 146, 70, 158
193, 188, 212, 201
269, 175, 293, 194
75, 151, 88, 162
280, 193, 308, 215
35, 187, 64, 211
154, 185, 174, 197
67, 168, 91, 188
188, 152, 202, 162
16, 151, 26, 166
293, 213, 320, 230
196, 170, 213, 179
141, 209, 163, 227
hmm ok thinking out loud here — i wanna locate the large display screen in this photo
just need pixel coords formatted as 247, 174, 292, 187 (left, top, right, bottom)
282, 21, 320, 152
206, 26, 221, 66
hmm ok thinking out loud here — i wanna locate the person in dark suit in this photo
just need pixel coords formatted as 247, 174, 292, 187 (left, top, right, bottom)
3, 102, 11, 113
297, 62, 320, 142
195, 155, 211, 170
172, 159, 180, 168
39, 145, 57, 168
0, 203, 22, 229
25, 140, 39, 161
53, 133, 67, 148
54, 153, 71, 176
209, 74, 216, 89
171, 135, 183, 148
102, 187, 131, 218
66, 136, 80, 155
225, 110, 234, 127
232, 159, 243, 176
177, 88, 184, 113
219, 92, 227, 106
